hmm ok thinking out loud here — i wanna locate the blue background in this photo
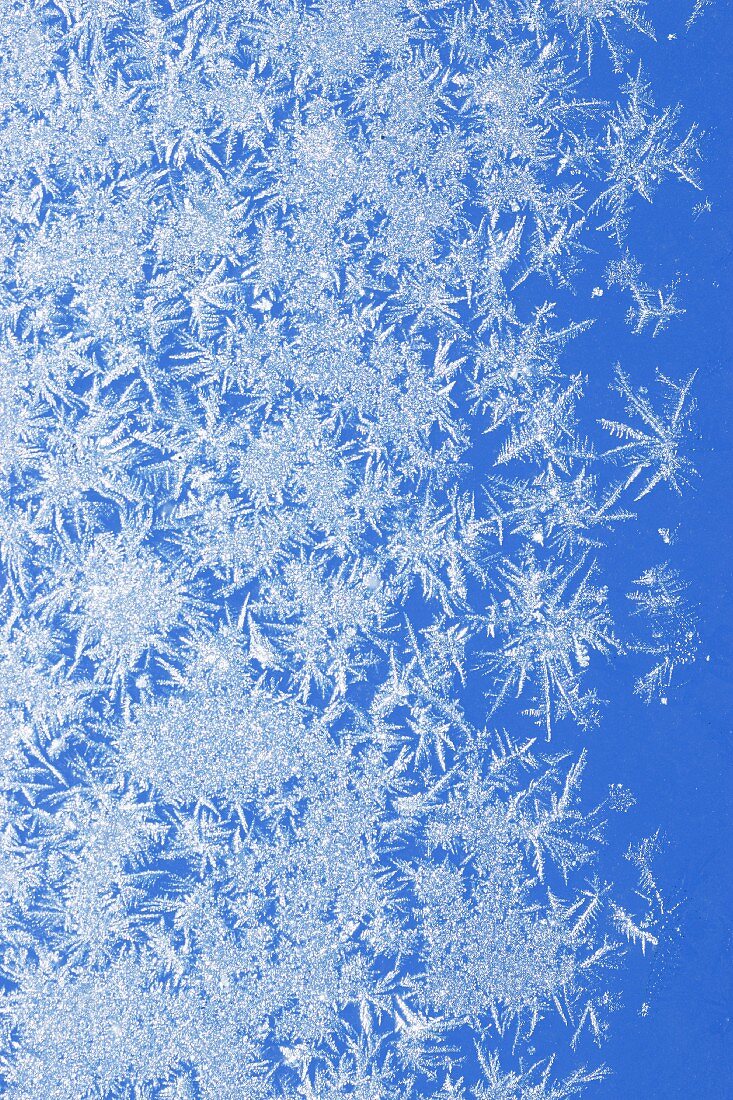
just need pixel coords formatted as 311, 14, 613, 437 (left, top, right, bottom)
567, 3, 733, 1093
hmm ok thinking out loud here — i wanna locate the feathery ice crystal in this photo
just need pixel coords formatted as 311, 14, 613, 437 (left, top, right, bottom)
0, 0, 704, 1097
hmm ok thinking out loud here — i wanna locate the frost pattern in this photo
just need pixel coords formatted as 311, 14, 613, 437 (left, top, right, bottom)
0, 1, 702, 1098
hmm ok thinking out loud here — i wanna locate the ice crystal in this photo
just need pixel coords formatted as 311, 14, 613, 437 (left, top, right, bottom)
0, 0, 704, 1096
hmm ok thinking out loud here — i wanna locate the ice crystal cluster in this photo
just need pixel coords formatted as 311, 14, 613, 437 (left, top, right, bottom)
0, 1, 702, 1097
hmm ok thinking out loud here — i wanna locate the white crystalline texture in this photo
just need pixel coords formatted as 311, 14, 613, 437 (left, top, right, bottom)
0, 0, 702, 1097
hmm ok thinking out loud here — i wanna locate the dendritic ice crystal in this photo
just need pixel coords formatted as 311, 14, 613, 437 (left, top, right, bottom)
0, 1, 706, 1097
